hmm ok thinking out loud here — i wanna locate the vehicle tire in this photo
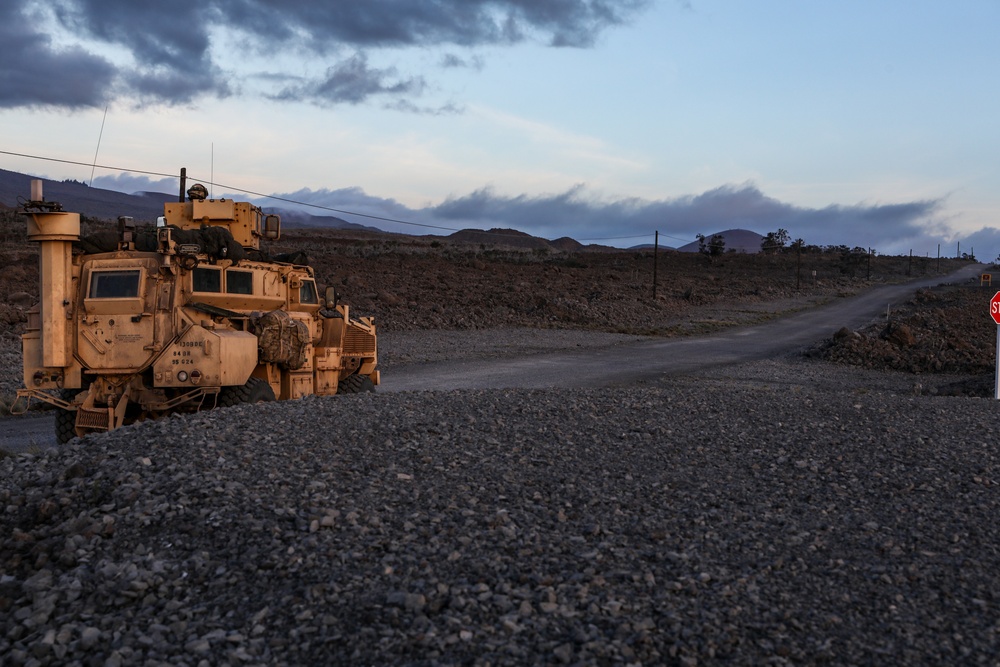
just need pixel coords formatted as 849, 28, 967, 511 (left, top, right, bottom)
55, 389, 80, 445
338, 374, 375, 394
218, 377, 276, 408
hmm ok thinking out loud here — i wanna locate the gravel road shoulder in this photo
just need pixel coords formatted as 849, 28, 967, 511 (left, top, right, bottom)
3, 372, 1000, 665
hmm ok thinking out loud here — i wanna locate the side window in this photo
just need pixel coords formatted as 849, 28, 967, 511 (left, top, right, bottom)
192, 267, 221, 293
89, 270, 141, 298
226, 270, 253, 295
300, 280, 318, 304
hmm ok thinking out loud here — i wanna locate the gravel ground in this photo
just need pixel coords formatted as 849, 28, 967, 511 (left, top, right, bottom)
3, 352, 1000, 665
0, 329, 23, 400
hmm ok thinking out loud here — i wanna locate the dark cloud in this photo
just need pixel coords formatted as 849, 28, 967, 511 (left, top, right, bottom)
271, 181, 949, 254
506, 0, 649, 47
440, 53, 485, 70
222, 0, 649, 49
280, 54, 426, 105
90, 174, 955, 255
125, 66, 233, 106
0, 2, 115, 108
384, 100, 465, 116
53, 0, 231, 105
430, 183, 947, 252
954, 227, 1000, 262
3, 0, 649, 109
54, 0, 213, 71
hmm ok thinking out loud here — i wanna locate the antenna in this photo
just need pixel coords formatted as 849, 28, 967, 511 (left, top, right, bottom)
89, 105, 109, 187
211, 142, 214, 198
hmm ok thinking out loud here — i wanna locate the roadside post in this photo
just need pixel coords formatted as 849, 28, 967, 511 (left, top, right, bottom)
991, 291, 1000, 399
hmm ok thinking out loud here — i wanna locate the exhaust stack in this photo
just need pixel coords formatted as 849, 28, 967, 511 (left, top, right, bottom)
25, 179, 79, 368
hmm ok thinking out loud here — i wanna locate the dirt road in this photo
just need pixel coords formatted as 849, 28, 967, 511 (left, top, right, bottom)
382, 263, 987, 391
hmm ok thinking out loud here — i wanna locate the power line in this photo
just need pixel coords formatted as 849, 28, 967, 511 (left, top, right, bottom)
187, 175, 464, 233
0, 149, 177, 179
577, 233, 652, 241
0, 149, 679, 245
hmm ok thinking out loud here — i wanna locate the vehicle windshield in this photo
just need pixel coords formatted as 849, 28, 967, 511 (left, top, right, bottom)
89, 270, 141, 298
300, 280, 318, 304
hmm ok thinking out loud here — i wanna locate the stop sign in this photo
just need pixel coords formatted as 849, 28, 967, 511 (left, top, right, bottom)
991, 291, 1000, 324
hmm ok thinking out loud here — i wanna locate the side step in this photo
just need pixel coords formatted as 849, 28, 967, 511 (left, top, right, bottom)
76, 406, 111, 432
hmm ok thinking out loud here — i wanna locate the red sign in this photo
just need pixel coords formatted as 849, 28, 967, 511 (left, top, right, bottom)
991, 291, 1000, 324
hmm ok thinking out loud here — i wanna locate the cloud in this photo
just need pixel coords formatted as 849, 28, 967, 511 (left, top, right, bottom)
91, 172, 176, 194
0, 2, 115, 108
5, 0, 650, 110
955, 227, 1000, 261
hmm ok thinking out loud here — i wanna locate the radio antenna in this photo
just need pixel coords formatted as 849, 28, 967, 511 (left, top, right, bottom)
89, 105, 108, 187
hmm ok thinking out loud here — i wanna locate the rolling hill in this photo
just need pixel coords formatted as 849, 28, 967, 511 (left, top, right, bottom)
675, 229, 766, 254
0, 169, 378, 232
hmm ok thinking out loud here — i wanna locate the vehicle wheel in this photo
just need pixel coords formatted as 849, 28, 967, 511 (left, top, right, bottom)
338, 374, 375, 394
55, 389, 80, 445
218, 377, 276, 408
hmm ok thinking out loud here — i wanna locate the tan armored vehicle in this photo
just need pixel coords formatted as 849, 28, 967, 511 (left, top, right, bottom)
14, 177, 379, 443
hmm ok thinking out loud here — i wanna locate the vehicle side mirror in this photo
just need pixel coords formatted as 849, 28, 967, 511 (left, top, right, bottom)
324, 286, 338, 308
263, 214, 281, 240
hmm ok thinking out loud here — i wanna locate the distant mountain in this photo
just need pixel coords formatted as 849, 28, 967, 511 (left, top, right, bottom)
446, 228, 552, 250
676, 229, 765, 254
443, 228, 599, 252
0, 168, 168, 222
629, 242, 677, 251
266, 208, 380, 233
135, 191, 176, 205
550, 236, 585, 252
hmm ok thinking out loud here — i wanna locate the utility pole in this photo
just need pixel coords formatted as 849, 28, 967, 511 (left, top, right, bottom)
652, 231, 659, 300
796, 241, 802, 290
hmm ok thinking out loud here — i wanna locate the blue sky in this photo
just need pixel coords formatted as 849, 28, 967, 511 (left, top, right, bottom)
2, 0, 998, 257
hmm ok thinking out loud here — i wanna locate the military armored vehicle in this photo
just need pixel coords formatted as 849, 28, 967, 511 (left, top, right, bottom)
13, 175, 379, 443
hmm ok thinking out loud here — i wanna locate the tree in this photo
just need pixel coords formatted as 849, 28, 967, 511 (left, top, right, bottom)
707, 234, 726, 256
761, 228, 790, 254
697, 233, 726, 257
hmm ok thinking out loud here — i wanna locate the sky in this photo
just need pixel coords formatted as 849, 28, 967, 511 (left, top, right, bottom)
1, 0, 999, 257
